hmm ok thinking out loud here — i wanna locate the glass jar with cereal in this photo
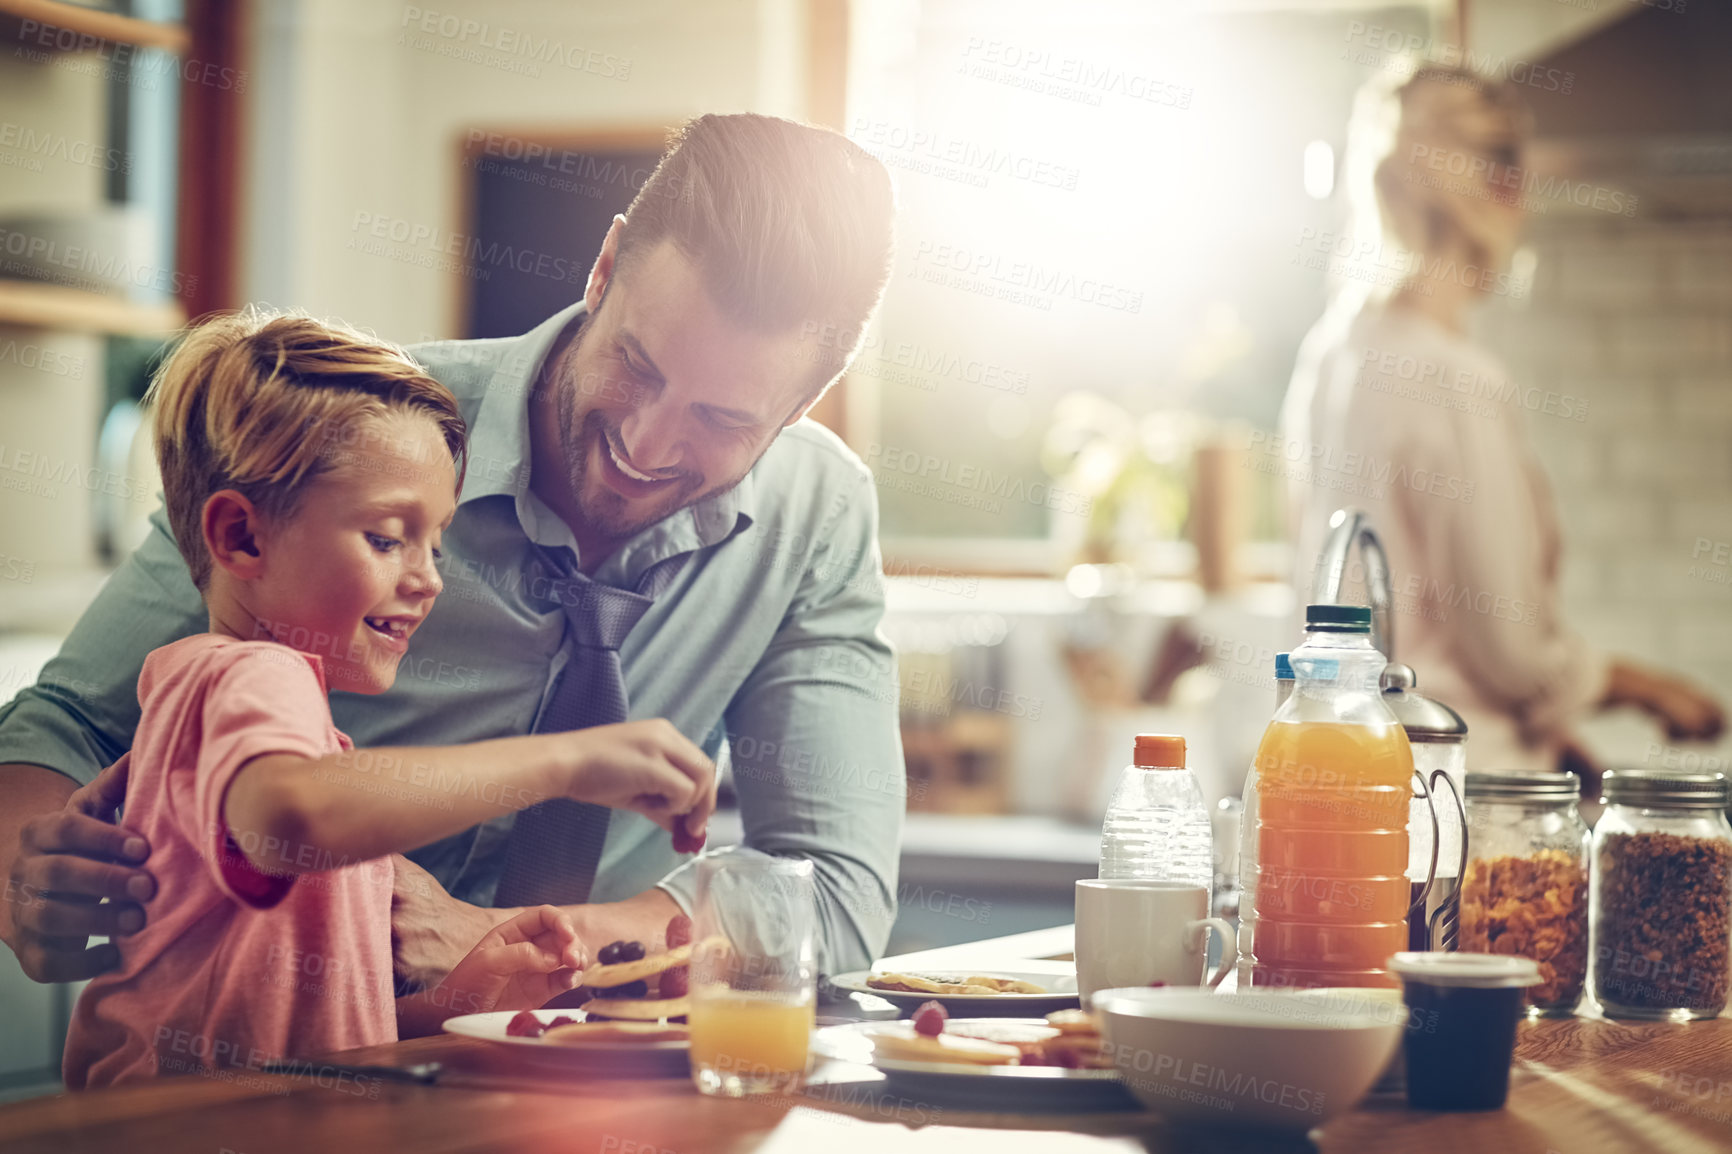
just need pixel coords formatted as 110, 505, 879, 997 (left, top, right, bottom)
1589, 771, 1732, 1022
1461, 771, 1590, 1016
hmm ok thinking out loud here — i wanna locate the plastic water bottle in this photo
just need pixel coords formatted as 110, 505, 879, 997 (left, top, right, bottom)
1099, 734, 1213, 900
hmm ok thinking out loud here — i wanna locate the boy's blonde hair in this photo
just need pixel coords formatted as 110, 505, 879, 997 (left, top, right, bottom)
147, 309, 467, 591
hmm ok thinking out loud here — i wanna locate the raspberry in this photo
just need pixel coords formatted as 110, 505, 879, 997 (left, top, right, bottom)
666, 914, 693, 948
505, 1010, 544, 1038
672, 814, 705, 854
911, 1000, 947, 1037
660, 965, 689, 998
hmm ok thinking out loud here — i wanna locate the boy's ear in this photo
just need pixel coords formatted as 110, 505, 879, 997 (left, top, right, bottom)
203, 490, 266, 580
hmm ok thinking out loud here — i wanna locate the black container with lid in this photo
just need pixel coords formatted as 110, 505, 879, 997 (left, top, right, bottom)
1389, 952, 1541, 1110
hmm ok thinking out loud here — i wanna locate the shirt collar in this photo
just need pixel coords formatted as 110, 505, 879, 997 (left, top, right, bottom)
459, 300, 585, 506
457, 302, 756, 572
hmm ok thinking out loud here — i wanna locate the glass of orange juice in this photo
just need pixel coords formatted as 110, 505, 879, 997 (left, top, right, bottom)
687, 851, 817, 1097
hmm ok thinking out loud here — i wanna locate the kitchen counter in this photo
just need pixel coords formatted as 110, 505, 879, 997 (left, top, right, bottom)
5, 925, 1730, 1153
707, 809, 1100, 952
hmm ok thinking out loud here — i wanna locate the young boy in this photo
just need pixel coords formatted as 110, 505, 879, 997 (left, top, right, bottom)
63, 311, 715, 1088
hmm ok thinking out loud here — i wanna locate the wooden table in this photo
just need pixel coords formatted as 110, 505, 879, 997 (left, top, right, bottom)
5, 927, 1731, 1154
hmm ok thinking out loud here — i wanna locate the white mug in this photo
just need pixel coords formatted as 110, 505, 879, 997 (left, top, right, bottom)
1075, 879, 1235, 1000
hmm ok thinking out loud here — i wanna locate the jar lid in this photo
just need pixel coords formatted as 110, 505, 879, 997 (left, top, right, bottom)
1465, 770, 1580, 802
1388, 952, 1541, 989
1379, 663, 1468, 742
1602, 769, 1729, 810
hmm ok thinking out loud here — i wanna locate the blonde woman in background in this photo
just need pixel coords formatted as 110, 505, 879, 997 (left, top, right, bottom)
1280, 64, 1723, 780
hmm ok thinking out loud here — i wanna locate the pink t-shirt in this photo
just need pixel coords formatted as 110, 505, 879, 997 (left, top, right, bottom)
63, 634, 396, 1089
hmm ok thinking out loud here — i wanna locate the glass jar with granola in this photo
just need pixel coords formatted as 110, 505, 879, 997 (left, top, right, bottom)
1590, 770, 1732, 1022
1461, 771, 1590, 1016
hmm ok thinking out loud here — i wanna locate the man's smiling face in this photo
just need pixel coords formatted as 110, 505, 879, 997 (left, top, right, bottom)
537, 227, 825, 554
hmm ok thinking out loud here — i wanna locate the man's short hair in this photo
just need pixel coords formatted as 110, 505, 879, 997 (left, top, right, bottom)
616, 113, 895, 362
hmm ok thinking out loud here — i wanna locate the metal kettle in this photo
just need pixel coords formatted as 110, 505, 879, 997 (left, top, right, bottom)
1312, 508, 1469, 951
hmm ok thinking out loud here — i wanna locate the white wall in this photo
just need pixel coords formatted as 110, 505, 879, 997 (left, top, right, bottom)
242, 0, 810, 343
1477, 216, 1732, 775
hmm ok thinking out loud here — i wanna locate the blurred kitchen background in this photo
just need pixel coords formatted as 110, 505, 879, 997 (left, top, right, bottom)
3, 0, 1731, 1099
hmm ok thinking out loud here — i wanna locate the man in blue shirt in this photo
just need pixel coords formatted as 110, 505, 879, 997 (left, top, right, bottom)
0, 114, 904, 986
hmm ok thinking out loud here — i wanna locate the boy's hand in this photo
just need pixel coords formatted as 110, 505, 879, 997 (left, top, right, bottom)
428, 905, 586, 1020
562, 720, 717, 847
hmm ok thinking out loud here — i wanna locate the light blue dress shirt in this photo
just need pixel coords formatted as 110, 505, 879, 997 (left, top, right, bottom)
0, 302, 906, 973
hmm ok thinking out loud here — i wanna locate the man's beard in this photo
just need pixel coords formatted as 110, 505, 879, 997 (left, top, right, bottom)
550, 313, 765, 549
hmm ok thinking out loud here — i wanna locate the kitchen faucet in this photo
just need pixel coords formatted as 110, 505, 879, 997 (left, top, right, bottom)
1311, 507, 1395, 660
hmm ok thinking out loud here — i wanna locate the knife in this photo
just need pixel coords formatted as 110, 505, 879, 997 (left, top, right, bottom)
258, 1060, 444, 1085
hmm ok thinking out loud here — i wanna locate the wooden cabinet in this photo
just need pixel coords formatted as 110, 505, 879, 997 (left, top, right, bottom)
0, 0, 187, 1099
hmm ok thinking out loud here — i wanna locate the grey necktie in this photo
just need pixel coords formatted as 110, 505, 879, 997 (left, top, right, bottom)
492, 547, 684, 907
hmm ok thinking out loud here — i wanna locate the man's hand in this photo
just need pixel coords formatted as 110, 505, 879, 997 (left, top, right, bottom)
390, 853, 515, 991
390, 854, 684, 997
4, 760, 155, 983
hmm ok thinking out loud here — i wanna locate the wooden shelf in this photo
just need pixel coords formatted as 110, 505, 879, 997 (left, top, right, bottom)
0, 280, 183, 335
0, 0, 187, 55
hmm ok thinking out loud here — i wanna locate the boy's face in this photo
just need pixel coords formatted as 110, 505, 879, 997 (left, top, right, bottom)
249, 411, 458, 694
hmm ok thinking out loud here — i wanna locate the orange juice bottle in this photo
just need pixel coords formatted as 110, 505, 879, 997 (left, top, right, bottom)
1249, 604, 1413, 990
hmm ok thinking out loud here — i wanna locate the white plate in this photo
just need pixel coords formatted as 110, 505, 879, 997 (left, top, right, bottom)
811, 1020, 1134, 1111
443, 1009, 690, 1075
827, 967, 1080, 1016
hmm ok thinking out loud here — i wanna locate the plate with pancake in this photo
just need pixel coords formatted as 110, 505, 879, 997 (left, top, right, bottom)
809, 1010, 1136, 1111
444, 1008, 689, 1052
442, 1008, 691, 1076
443, 915, 695, 1074
827, 965, 1080, 1016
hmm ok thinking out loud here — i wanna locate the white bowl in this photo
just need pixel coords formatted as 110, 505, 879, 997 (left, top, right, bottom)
1294, 987, 1408, 1093
1094, 987, 1403, 1131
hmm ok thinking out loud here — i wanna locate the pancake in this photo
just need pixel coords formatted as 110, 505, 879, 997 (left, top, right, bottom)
870, 1027, 1021, 1066
866, 972, 1001, 996
1044, 1009, 1100, 1035
865, 971, 1048, 996
582, 944, 693, 989
543, 1020, 689, 1045
578, 995, 692, 1021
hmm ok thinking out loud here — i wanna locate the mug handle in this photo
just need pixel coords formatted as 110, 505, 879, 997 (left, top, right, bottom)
1186, 917, 1238, 989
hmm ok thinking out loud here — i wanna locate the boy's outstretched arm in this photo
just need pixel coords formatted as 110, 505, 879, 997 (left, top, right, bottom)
224, 719, 715, 876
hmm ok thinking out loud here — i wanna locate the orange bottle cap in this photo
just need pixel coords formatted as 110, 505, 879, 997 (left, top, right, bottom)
1134, 734, 1186, 768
